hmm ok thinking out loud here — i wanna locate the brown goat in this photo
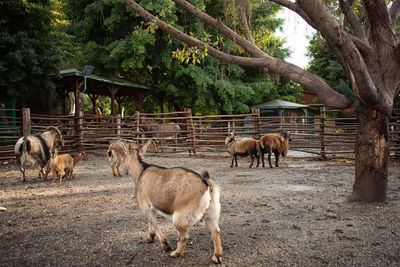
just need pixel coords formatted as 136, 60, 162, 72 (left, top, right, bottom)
124, 146, 222, 263
225, 134, 259, 168
44, 151, 87, 182
259, 131, 291, 168
107, 140, 156, 176
47, 154, 74, 183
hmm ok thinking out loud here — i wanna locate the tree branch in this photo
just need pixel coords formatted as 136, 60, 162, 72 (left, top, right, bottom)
339, 0, 368, 41
296, 0, 378, 105
269, 0, 317, 29
239, 0, 254, 43
123, 0, 352, 109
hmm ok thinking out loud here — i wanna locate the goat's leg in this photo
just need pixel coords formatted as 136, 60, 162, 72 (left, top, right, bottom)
21, 171, 26, 182
249, 153, 254, 168
255, 152, 260, 168
274, 151, 280, 167
170, 216, 190, 258
261, 150, 265, 168
116, 161, 123, 176
267, 149, 273, 168
234, 155, 238, 167
111, 164, 117, 176
230, 155, 234, 167
144, 208, 171, 252
204, 210, 223, 263
146, 223, 156, 243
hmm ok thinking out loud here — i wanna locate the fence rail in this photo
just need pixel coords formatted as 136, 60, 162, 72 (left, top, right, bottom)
0, 107, 399, 160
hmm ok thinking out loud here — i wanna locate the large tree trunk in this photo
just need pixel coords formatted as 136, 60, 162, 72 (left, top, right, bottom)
350, 109, 389, 202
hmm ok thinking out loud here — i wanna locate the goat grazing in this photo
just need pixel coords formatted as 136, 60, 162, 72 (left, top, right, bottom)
107, 140, 156, 176
225, 133, 259, 168
259, 131, 291, 168
14, 126, 64, 182
124, 147, 222, 263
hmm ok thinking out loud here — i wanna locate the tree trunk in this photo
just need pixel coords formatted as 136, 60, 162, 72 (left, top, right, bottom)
350, 109, 389, 202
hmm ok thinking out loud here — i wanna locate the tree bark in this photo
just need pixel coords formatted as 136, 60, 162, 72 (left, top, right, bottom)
351, 109, 389, 202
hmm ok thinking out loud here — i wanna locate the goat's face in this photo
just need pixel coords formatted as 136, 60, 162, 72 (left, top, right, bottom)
225, 134, 235, 145
281, 130, 292, 141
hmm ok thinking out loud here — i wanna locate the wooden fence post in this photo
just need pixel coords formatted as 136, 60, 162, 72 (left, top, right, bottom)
74, 111, 84, 152
116, 114, 121, 139
135, 111, 141, 144
184, 107, 195, 154
22, 108, 31, 137
320, 106, 326, 159
251, 108, 261, 137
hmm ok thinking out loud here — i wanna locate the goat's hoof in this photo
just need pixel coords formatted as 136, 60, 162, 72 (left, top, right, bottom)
146, 234, 155, 243
212, 254, 222, 264
170, 250, 182, 258
162, 242, 171, 252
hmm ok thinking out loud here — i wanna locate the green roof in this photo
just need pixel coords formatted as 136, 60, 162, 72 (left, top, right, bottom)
59, 69, 151, 90
253, 99, 309, 110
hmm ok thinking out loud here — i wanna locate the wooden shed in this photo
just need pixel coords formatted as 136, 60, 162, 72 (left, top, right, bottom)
54, 69, 152, 116
253, 99, 309, 124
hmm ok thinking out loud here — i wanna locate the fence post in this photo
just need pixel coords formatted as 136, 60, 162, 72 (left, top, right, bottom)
184, 107, 195, 154
116, 114, 121, 139
74, 111, 84, 152
135, 111, 141, 144
251, 108, 261, 137
320, 106, 326, 159
22, 108, 31, 137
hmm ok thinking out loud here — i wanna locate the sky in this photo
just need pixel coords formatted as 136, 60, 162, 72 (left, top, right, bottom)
276, 8, 315, 69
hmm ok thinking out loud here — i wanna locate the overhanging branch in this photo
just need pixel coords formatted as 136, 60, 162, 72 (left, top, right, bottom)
123, 0, 352, 109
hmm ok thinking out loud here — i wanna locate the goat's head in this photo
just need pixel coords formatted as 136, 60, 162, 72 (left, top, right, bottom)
46, 126, 64, 148
225, 133, 235, 145
280, 130, 292, 142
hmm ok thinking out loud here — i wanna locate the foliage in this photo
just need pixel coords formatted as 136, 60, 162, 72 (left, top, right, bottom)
0, 0, 61, 112
62, 0, 301, 115
306, 32, 351, 101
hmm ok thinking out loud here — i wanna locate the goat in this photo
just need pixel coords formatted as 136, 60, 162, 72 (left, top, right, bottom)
14, 126, 64, 182
106, 140, 156, 176
259, 131, 291, 168
124, 147, 222, 263
44, 151, 87, 182
225, 133, 259, 168
142, 117, 180, 152
48, 153, 74, 183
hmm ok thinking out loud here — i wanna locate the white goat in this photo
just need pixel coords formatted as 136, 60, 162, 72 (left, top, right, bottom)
14, 126, 64, 182
124, 146, 222, 263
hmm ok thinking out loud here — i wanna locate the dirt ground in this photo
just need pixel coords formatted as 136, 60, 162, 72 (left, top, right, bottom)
0, 151, 400, 266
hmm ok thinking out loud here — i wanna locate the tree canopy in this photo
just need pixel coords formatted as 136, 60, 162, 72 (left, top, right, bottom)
0, 0, 60, 112
61, 0, 301, 115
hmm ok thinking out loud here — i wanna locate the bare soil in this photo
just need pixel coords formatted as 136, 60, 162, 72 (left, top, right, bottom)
0, 152, 400, 266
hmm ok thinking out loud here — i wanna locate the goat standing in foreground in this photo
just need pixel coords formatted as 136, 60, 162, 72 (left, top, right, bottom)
259, 131, 291, 168
124, 147, 222, 263
225, 133, 259, 168
14, 126, 64, 182
106, 140, 156, 176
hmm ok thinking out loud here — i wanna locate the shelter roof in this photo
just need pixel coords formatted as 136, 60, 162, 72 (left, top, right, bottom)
253, 99, 309, 110
55, 69, 151, 97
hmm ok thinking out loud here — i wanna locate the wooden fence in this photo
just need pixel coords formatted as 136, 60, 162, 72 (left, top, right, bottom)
0, 107, 399, 160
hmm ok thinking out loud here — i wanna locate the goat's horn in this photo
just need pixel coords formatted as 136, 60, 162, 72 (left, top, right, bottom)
46, 126, 64, 144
